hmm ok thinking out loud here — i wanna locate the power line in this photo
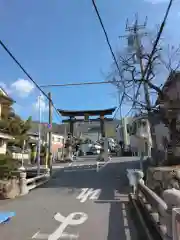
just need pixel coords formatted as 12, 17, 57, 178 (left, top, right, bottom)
0, 39, 61, 120
91, 0, 126, 117
39, 80, 114, 88
91, 0, 122, 77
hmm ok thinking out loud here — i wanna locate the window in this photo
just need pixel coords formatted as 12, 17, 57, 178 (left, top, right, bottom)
126, 124, 131, 134
131, 122, 137, 135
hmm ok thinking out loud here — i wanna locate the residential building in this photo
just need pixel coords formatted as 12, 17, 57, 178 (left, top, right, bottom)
115, 117, 132, 150
30, 121, 66, 161
128, 114, 169, 157
0, 87, 14, 155
51, 133, 64, 160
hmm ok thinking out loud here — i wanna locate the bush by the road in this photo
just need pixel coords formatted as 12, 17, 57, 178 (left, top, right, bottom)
0, 154, 19, 179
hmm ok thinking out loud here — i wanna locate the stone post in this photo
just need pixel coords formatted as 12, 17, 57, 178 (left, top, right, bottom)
45, 168, 50, 177
163, 188, 180, 239
19, 171, 29, 196
127, 169, 144, 194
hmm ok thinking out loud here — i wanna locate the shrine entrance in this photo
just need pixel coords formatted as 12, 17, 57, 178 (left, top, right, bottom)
58, 107, 116, 161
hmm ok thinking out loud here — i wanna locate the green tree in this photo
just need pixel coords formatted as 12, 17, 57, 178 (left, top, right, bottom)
0, 102, 32, 147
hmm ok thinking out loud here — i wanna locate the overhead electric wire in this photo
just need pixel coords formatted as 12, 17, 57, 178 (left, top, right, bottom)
0, 39, 61, 120
92, 0, 122, 78
91, 0, 134, 116
40, 80, 114, 88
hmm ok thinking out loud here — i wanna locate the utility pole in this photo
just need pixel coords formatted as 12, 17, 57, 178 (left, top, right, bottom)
48, 92, 53, 174
119, 14, 157, 165
37, 94, 42, 175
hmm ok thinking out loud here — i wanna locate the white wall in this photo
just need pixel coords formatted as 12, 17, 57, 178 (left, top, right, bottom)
0, 139, 7, 154
154, 123, 169, 151
52, 134, 64, 144
129, 117, 169, 156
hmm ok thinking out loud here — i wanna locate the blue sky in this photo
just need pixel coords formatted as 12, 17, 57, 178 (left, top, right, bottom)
0, 0, 180, 123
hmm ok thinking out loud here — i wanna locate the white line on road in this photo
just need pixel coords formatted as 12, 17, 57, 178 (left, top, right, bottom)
32, 212, 88, 240
76, 188, 101, 203
96, 157, 112, 172
121, 203, 131, 240
64, 168, 95, 172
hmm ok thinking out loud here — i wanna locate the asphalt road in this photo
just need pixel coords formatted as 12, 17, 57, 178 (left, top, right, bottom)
0, 157, 143, 240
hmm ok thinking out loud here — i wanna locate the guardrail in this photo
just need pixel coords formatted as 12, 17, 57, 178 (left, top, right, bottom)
19, 169, 50, 195
127, 169, 180, 240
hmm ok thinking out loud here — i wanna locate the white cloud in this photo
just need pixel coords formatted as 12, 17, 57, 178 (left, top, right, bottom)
144, 0, 169, 4
11, 79, 34, 97
33, 95, 48, 112
0, 79, 35, 98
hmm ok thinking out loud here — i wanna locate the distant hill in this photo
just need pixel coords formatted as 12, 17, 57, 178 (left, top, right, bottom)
29, 119, 121, 140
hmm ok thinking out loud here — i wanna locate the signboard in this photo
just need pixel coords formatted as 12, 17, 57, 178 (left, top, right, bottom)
172, 208, 180, 240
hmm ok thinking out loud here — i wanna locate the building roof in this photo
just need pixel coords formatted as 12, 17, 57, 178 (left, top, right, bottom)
62, 117, 114, 123
58, 107, 116, 117
0, 131, 14, 140
156, 71, 180, 105
0, 87, 14, 103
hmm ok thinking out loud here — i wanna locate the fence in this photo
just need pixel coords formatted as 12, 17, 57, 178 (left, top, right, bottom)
19, 169, 50, 195
128, 169, 180, 240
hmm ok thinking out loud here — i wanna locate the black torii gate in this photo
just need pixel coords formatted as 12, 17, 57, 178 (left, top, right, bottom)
58, 107, 116, 138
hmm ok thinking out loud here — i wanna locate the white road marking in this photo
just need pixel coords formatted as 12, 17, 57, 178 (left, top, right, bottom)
64, 169, 95, 172
96, 157, 112, 172
125, 228, 131, 240
121, 203, 132, 240
76, 188, 101, 203
32, 232, 78, 239
32, 212, 88, 240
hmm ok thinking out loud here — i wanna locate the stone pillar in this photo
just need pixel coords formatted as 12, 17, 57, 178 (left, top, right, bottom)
127, 169, 144, 193
163, 188, 180, 239
45, 168, 50, 177
19, 172, 29, 196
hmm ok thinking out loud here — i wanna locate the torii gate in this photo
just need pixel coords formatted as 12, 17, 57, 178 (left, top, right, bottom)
58, 107, 116, 137
58, 107, 116, 161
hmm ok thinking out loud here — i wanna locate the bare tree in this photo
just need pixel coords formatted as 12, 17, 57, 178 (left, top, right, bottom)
108, 23, 180, 165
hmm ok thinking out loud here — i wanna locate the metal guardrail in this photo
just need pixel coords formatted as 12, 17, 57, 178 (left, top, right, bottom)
127, 169, 180, 240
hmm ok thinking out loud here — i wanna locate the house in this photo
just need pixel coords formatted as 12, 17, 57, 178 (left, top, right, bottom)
128, 115, 152, 156
128, 114, 169, 158
156, 71, 180, 160
29, 121, 66, 161
51, 133, 64, 160
115, 117, 132, 151
0, 87, 14, 155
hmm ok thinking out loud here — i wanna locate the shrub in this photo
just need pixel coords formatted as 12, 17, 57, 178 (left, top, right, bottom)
0, 154, 19, 179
